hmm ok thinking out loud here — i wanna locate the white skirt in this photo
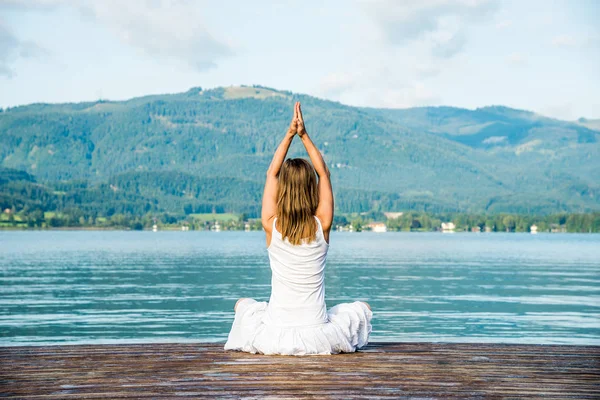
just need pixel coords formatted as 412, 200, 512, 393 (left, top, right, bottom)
224, 299, 373, 356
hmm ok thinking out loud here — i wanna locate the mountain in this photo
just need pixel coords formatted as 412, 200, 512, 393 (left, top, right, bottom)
576, 117, 600, 132
366, 106, 598, 149
1, 85, 599, 215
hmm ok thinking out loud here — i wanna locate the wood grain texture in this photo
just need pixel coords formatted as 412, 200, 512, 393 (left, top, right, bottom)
1, 342, 598, 399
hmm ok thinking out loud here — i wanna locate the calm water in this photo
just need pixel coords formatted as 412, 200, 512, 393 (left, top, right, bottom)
1, 231, 599, 346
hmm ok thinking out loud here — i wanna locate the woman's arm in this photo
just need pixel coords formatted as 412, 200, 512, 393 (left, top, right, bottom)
297, 103, 334, 236
261, 105, 298, 235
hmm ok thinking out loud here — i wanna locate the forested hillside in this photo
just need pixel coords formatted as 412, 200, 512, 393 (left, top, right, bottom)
1, 85, 599, 217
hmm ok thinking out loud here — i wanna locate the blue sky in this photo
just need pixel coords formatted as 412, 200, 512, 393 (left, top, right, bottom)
0, 0, 598, 120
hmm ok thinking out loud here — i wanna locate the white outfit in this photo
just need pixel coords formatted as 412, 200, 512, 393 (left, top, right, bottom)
224, 216, 372, 355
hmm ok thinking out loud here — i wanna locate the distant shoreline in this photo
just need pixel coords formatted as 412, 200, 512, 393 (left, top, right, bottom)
1, 227, 598, 234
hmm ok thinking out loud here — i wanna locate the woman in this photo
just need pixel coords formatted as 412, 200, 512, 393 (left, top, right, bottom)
224, 102, 372, 355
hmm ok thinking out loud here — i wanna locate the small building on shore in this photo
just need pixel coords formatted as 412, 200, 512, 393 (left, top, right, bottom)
441, 222, 456, 232
367, 222, 387, 233
530, 224, 538, 234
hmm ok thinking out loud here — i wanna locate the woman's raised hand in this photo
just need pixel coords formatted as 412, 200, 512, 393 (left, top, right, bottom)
286, 102, 307, 138
287, 102, 299, 137
296, 102, 307, 137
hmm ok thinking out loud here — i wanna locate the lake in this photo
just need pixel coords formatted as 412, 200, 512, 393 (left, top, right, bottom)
1, 231, 599, 346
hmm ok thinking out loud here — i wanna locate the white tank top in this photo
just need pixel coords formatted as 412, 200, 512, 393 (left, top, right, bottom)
262, 216, 330, 327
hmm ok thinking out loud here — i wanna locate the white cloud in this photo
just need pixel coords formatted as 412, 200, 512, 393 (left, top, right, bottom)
319, 1, 502, 109
81, 1, 232, 70
0, 0, 232, 71
430, 25, 466, 58
0, 19, 48, 78
363, 0, 499, 58
316, 65, 441, 109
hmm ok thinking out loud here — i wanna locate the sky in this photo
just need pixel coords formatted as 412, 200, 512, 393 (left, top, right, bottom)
0, 0, 598, 120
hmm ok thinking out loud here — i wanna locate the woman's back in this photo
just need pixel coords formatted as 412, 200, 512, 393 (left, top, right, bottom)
262, 216, 329, 327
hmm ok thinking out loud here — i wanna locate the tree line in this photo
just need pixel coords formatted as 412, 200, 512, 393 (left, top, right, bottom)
2, 206, 598, 233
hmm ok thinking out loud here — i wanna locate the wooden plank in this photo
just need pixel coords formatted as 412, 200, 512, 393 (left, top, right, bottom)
1, 342, 598, 399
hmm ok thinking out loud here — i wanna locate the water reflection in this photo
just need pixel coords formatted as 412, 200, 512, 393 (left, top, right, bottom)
1, 231, 599, 346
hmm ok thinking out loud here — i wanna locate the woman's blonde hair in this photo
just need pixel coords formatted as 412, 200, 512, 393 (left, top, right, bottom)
276, 158, 319, 245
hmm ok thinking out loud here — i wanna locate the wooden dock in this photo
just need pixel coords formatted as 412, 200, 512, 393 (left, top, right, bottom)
1, 342, 598, 399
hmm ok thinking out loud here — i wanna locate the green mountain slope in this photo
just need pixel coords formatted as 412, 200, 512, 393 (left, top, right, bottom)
1, 85, 598, 214
366, 105, 599, 148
